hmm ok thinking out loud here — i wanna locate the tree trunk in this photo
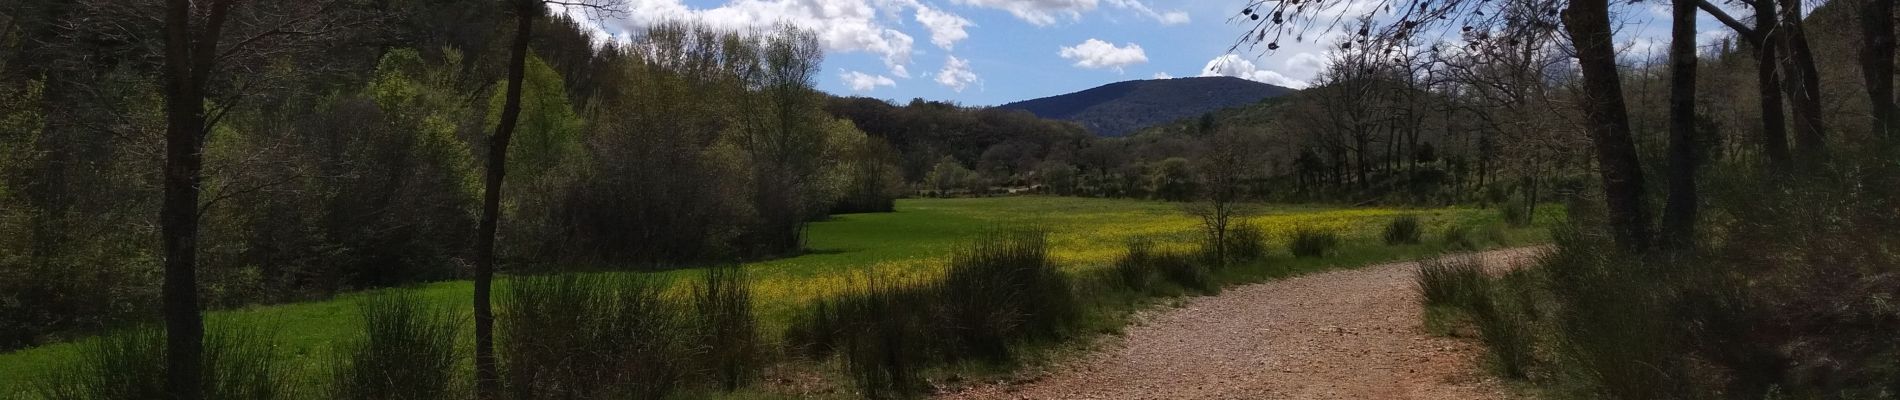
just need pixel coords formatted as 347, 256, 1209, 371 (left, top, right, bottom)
475, 2, 536, 398
160, 1, 205, 398
1862, 0, 1897, 145
1753, 0, 1792, 168
160, 1, 231, 398
1778, 0, 1827, 163
1564, 0, 1654, 253
1661, 0, 1699, 250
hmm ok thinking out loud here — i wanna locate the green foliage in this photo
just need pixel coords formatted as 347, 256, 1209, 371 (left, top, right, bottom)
487, 53, 582, 181
500, 274, 691, 399
1441, 225, 1476, 250
1414, 255, 1531, 378
0, 79, 43, 201
693, 265, 762, 392
1147, 157, 1198, 201
1288, 227, 1340, 258
1383, 215, 1422, 245
330, 291, 464, 400
1121, 239, 1217, 294
34, 325, 295, 400
1221, 222, 1268, 263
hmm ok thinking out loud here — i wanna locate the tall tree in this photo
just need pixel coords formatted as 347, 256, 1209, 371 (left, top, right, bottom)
157, 1, 362, 397
1662, 0, 1701, 250
1564, 0, 1654, 252
1861, 0, 1896, 144
472, 2, 619, 398
1697, 0, 1791, 167
1778, 0, 1828, 163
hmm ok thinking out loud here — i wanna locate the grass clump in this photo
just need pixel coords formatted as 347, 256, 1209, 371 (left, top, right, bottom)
33, 324, 294, 400
1441, 225, 1476, 250
693, 264, 762, 392
1413, 255, 1533, 379
788, 228, 1082, 398
1220, 222, 1268, 264
1383, 215, 1423, 245
1287, 227, 1340, 258
499, 274, 691, 399
330, 291, 464, 400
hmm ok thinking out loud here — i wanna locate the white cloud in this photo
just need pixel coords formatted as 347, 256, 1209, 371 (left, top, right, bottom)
915, 5, 974, 49
952, 0, 1187, 26
1282, 52, 1329, 81
569, 0, 971, 77
1153, 72, 1173, 79
890, 64, 911, 79
1201, 54, 1307, 88
936, 55, 980, 92
1058, 39, 1148, 71
841, 70, 898, 92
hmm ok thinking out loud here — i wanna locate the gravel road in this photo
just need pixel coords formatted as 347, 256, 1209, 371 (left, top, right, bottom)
939, 248, 1540, 400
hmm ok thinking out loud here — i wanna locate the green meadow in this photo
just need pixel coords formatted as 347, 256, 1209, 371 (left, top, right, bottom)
0, 196, 1555, 396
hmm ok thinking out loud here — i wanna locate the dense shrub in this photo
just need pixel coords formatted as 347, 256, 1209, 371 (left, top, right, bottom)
1221, 222, 1268, 263
330, 291, 463, 400
1288, 227, 1340, 258
1415, 255, 1488, 309
1383, 215, 1422, 245
787, 228, 1081, 398
1499, 202, 1532, 227
692, 265, 762, 391
499, 274, 691, 399
34, 324, 294, 400
931, 229, 1079, 361
1415, 255, 1532, 378
1441, 225, 1476, 250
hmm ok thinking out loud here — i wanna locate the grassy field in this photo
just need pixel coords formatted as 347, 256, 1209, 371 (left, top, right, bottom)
0, 196, 1556, 397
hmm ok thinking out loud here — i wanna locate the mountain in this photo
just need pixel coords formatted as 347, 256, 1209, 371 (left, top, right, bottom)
994, 76, 1297, 137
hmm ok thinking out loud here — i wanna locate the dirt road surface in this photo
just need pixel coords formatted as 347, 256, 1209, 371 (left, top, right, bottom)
940, 248, 1540, 400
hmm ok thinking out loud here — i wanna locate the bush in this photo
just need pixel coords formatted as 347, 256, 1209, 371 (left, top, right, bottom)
1413, 255, 1533, 379
692, 264, 762, 391
331, 291, 463, 400
1288, 227, 1339, 258
787, 228, 1083, 398
1222, 222, 1268, 263
1441, 225, 1476, 251
34, 324, 294, 400
1415, 255, 1488, 309
931, 229, 1079, 361
1117, 238, 1217, 295
1500, 202, 1532, 227
1383, 215, 1423, 245
500, 274, 690, 399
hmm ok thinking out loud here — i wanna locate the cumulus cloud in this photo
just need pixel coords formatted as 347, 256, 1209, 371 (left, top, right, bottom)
1058, 39, 1148, 71
841, 70, 897, 92
915, 5, 974, 49
1201, 54, 1307, 88
936, 55, 980, 92
568, 0, 948, 76
953, 0, 1187, 26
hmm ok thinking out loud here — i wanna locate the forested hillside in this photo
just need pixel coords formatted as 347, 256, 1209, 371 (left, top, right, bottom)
995, 76, 1296, 137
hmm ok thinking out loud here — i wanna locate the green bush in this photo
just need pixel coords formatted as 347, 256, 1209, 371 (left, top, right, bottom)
1223, 222, 1268, 263
1441, 225, 1476, 251
1112, 239, 1160, 290
34, 324, 294, 400
500, 274, 690, 399
331, 291, 464, 400
787, 229, 1083, 398
1117, 238, 1217, 294
693, 264, 762, 392
1415, 255, 1488, 309
1383, 215, 1423, 245
1500, 202, 1532, 227
1288, 227, 1340, 258
1414, 255, 1533, 379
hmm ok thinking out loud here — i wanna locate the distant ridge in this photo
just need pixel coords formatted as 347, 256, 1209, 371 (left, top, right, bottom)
994, 76, 1297, 137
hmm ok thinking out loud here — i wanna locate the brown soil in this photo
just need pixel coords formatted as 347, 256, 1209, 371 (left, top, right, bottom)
938, 248, 1541, 400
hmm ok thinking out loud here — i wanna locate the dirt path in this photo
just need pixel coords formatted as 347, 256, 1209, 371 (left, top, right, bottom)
940, 248, 1540, 400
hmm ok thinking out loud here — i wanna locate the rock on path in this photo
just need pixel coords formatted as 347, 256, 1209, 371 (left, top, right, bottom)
939, 248, 1541, 400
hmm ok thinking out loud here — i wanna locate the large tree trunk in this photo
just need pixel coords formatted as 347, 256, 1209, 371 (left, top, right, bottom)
475, 1, 536, 398
161, 1, 231, 398
1661, 0, 1700, 250
1779, 0, 1828, 163
1753, 0, 1792, 168
1564, 0, 1654, 253
1862, 0, 1897, 144
160, 1, 205, 398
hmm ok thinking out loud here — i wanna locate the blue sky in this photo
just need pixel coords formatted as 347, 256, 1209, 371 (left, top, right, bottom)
561, 0, 1746, 107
